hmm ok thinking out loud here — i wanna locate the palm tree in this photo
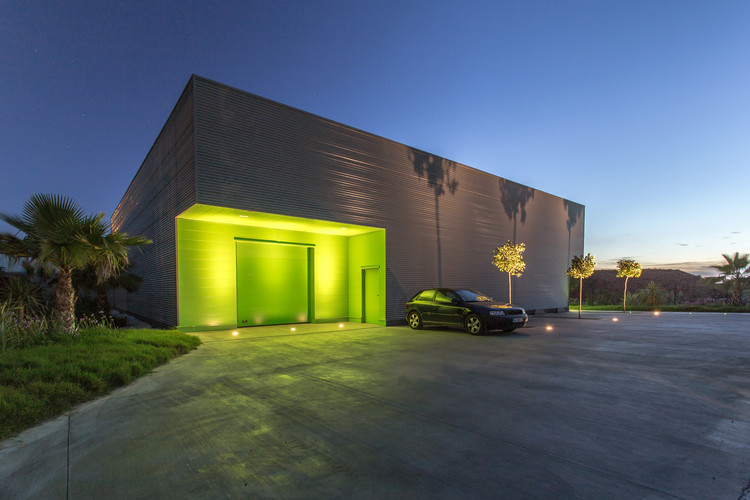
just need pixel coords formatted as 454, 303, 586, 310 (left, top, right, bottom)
0, 275, 45, 320
708, 252, 749, 306
74, 264, 143, 314
0, 194, 150, 333
638, 281, 663, 307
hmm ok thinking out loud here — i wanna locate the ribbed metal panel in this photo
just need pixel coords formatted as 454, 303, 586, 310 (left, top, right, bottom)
110, 80, 197, 326
192, 76, 585, 324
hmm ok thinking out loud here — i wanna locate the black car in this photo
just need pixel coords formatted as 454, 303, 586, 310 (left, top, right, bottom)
405, 288, 528, 335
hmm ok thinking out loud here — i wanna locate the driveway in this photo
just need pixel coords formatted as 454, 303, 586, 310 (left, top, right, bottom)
1, 312, 749, 498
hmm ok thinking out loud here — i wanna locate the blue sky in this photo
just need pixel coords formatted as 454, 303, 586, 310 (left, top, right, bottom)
2, 1, 748, 275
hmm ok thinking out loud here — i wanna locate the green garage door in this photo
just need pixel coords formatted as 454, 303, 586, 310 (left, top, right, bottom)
236, 241, 310, 326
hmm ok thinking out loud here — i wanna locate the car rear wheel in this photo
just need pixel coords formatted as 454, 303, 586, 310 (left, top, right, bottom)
407, 311, 423, 330
465, 314, 485, 335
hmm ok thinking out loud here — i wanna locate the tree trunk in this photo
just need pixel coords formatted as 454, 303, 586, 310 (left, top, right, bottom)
96, 291, 109, 314
55, 267, 76, 333
578, 277, 583, 319
732, 283, 743, 306
508, 272, 512, 304
623, 276, 629, 312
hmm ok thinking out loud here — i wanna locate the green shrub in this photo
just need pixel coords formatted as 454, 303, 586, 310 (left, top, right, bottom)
0, 313, 51, 350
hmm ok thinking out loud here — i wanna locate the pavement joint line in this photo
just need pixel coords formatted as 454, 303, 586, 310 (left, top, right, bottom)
66, 412, 70, 500
198, 326, 380, 343
302, 372, 687, 499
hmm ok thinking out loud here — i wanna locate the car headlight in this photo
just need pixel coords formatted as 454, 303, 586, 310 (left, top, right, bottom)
489, 310, 505, 316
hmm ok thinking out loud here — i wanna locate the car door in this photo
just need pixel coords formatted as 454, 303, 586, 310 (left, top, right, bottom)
412, 289, 437, 322
433, 289, 464, 326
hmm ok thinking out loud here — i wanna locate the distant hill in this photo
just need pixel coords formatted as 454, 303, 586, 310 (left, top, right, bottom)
571, 269, 724, 305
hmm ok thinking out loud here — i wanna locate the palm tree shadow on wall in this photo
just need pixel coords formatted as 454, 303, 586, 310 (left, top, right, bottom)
498, 179, 535, 243
410, 148, 459, 286
564, 200, 584, 264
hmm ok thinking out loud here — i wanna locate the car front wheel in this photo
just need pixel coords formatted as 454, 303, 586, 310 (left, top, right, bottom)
465, 314, 485, 335
407, 311, 423, 330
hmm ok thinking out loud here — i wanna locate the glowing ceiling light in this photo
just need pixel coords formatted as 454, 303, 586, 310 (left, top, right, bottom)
239, 215, 249, 218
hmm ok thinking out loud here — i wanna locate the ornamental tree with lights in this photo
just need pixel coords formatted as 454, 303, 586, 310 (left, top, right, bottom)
616, 258, 642, 312
492, 241, 526, 304
567, 253, 596, 319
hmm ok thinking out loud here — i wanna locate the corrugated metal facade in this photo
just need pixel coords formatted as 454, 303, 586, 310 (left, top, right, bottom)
113, 75, 584, 327
111, 80, 196, 326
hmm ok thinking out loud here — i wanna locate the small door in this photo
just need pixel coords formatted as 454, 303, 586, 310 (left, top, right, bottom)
236, 241, 310, 326
362, 267, 379, 324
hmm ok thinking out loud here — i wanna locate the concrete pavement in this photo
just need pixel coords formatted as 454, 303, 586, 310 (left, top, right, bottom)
1, 312, 749, 498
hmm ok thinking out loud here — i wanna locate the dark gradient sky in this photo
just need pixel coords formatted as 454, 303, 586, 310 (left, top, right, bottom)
2, 1, 748, 275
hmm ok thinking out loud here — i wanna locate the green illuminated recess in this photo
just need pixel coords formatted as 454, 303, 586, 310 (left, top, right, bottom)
176, 205, 385, 330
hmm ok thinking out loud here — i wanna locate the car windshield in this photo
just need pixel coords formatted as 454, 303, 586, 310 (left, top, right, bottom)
455, 289, 493, 302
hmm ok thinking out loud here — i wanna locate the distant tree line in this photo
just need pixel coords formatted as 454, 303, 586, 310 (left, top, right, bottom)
491, 238, 748, 313
569, 268, 733, 307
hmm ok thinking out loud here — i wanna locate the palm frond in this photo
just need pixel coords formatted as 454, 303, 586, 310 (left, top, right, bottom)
0, 233, 33, 261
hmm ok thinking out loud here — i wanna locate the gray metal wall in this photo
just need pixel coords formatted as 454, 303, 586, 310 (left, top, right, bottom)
110, 80, 197, 326
113, 75, 584, 326
191, 76, 585, 324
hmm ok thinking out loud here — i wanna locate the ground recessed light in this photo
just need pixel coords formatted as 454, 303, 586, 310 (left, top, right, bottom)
339, 323, 344, 328
654, 311, 660, 316
612, 318, 619, 322
546, 326, 553, 331
232, 331, 239, 336
291, 327, 296, 331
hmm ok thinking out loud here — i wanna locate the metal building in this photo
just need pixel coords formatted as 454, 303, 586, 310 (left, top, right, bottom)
112, 75, 585, 330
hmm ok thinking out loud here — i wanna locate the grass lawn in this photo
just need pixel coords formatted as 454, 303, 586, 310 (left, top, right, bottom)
0, 329, 200, 441
580, 304, 750, 313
